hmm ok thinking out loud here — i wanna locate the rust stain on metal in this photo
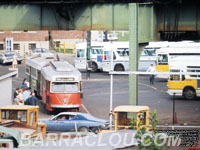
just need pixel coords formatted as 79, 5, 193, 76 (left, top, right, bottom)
157, 25, 197, 31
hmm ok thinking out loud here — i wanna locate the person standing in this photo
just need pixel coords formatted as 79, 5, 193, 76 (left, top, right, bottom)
12, 53, 18, 68
147, 64, 156, 85
21, 78, 29, 89
13, 88, 19, 104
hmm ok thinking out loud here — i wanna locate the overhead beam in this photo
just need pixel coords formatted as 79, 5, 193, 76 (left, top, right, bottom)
0, 4, 154, 43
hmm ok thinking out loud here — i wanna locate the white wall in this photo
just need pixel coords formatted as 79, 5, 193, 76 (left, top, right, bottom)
0, 77, 12, 106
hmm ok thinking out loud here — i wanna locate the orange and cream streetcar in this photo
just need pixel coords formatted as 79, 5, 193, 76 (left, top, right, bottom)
26, 55, 83, 112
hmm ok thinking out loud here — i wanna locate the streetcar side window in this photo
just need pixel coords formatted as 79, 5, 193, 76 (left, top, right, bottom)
30, 67, 37, 78
26, 65, 30, 74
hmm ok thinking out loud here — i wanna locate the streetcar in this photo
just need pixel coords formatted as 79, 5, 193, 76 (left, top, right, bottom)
26, 55, 83, 112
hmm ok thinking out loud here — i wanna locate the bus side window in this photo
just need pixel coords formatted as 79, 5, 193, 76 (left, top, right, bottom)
170, 75, 180, 81
182, 75, 185, 81
113, 52, 116, 60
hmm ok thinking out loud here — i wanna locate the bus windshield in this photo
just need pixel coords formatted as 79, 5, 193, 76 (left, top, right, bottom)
157, 54, 168, 65
146, 50, 156, 56
91, 48, 103, 54
51, 82, 79, 93
117, 50, 129, 57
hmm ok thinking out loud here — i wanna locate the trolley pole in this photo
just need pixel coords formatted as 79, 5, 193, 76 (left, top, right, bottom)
86, 31, 91, 80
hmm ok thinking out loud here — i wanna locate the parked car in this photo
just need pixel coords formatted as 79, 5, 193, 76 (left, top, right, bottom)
39, 112, 109, 133
31, 48, 54, 57
0, 51, 23, 64
32, 48, 50, 54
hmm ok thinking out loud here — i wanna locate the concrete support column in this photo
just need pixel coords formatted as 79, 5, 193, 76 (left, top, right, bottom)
129, 3, 138, 105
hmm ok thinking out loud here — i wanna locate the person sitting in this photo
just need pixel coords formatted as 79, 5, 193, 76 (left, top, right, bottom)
23, 88, 31, 105
26, 92, 38, 106
16, 89, 24, 105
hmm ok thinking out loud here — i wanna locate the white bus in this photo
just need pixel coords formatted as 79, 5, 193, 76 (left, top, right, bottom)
75, 42, 105, 72
101, 42, 129, 71
101, 41, 159, 72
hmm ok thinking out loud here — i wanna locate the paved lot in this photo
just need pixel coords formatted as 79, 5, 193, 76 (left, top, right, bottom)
5, 61, 200, 125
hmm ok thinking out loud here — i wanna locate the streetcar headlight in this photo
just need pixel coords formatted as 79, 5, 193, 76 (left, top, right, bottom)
63, 98, 68, 103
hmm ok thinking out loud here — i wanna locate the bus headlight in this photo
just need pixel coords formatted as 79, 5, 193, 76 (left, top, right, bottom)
63, 98, 68, 104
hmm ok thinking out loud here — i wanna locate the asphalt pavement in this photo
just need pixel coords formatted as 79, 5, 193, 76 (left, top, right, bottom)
5, 61, 200, 126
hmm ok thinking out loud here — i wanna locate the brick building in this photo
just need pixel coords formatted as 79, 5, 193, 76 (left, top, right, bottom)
0, 30, 86, 57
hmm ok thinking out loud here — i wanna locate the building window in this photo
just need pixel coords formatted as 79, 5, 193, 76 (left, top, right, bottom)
14, 44, 20, 50
24, 30, 37, 34
55, 41, 60, 47
0, 44, 4, 50
29, 43, 36, 50
11, 31, 21, 33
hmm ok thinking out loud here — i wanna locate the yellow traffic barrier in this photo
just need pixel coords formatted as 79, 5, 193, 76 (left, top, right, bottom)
23, 45, 26, 60
29, 45, 31, 56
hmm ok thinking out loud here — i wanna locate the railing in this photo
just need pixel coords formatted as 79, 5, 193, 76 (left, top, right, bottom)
55, 43, 75, 54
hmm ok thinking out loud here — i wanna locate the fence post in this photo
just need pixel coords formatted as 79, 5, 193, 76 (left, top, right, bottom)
64, 42, 66, 53
59, 44, 61, 53
18, 44, 20, 54
23, 45, 26, 60
29, 45, 31, 56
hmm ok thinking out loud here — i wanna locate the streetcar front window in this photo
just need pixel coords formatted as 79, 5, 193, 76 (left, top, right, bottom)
51, 82, 79, 93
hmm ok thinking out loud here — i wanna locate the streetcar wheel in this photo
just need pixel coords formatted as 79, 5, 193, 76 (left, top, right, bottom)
183, 88, 196, 100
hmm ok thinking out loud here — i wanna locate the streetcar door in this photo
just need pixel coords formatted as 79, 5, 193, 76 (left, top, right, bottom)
75, 49, 87, 70
36, 70, 41, 96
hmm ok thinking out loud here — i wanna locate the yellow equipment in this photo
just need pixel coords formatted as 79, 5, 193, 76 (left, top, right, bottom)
113, 105, 150, 131
0, 105, 46, 133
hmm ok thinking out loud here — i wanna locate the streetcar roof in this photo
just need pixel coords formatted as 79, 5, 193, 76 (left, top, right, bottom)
26, 55, 55, 70
41, 60, 81, 82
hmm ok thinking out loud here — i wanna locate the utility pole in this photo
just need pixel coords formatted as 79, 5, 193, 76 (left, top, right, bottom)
86, 31, 91, 80
129, 3, 138, 105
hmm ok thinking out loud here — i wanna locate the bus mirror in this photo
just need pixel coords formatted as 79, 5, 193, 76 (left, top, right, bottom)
182, 75, 185, 81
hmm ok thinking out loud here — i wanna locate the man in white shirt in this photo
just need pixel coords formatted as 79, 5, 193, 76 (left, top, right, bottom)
147, 64, 156, 85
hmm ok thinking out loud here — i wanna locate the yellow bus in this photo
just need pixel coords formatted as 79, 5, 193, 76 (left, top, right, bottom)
168, 62, 200, 100
156, 45, 200, 79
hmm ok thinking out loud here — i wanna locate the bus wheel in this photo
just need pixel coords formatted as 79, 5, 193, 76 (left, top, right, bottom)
114, 64, 124, 71
183, 88, 196, 100
91, 62, 98, 72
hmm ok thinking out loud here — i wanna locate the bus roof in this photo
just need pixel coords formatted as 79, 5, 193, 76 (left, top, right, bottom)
156, 47, 200, 54
76, 41, 129, 50
75, 41, 108, 49
41, 60, 81, 82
